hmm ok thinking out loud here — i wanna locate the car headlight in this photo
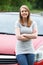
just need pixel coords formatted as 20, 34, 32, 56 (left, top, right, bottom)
35, 52, 43, 62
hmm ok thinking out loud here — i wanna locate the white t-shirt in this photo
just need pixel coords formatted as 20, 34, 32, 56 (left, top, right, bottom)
15, 20, 37, 55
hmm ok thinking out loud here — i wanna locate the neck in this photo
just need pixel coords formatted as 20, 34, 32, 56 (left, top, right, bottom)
23, 18, 27, 23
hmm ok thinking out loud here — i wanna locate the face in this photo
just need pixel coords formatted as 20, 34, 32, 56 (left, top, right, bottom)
20, 7, 29, 18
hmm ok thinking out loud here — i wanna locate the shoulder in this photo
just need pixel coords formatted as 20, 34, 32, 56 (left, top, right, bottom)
32, 20, 37, 25
15, 20, 21, 28
15, 20, 20, 25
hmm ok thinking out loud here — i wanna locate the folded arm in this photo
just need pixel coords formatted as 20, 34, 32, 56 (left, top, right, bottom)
15, 28, 29, 41
22, 27, 38, 39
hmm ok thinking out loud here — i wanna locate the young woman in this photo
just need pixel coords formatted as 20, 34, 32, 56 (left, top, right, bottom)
15, 5, 38, 65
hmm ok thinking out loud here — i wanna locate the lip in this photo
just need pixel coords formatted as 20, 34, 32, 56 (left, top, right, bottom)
22, 14, 28, 17
22, 14, 27, 15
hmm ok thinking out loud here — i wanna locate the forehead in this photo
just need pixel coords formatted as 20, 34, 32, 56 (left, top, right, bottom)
20, 7, 28, 11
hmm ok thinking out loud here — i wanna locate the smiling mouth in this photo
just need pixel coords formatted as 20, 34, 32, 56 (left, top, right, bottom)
23, 14, 27, 16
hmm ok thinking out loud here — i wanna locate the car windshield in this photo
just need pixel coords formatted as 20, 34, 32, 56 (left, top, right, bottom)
0, 12, 43, 35
0, 12, 19, 35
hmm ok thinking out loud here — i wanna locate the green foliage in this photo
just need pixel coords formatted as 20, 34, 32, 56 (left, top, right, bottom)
0, 5, 11, 12
11, 0, 27, 11
11, 0, 27, 6
0, 0, 11, 5
34, 0, 43, 9
0, 0, 43, 12
28, 0, 43, 9
0, 0, 11, 11
25, 2, 32, 10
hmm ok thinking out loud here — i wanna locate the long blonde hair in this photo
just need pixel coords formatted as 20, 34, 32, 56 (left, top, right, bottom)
19, 5, 32, 27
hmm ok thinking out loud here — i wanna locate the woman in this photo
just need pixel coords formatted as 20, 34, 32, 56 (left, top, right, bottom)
15, 5, 38, 65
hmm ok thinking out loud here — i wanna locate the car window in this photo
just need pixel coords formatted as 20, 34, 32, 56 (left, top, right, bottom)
0, 12, 43, 35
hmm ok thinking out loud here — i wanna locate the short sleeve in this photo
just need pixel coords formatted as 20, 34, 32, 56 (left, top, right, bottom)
14, 21, 21, 34
32, 21, 37, 30
32, 21, 38, 34
15, 21, 21, 28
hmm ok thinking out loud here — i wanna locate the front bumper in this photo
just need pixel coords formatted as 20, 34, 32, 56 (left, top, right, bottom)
0, 54, 18, 64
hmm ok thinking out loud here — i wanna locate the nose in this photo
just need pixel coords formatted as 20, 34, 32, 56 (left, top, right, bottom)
23, 11, 26, 14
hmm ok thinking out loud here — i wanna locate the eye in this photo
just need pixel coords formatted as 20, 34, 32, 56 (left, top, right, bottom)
25, 10, 28, 12
21, 10, 27, 13
22, 11, 24, 12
